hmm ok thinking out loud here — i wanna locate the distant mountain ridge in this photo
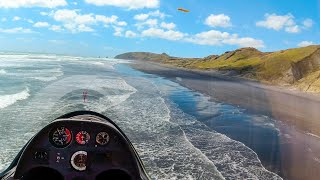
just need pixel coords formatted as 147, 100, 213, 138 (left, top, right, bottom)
115, 45, 320, 93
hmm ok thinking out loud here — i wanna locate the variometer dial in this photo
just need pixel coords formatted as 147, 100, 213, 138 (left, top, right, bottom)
50, 127, 72, 148
70, 151, 87, 171
96, 132, 110, 146
76, 131, 90, 145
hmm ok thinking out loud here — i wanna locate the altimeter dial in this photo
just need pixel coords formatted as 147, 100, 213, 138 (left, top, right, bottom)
50, 127, 72, 148
96, 132, 110, 146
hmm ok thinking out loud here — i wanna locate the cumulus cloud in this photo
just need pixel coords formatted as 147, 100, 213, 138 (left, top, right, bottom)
205, 14, 232, 28
148, 10, 166, 19
125, 30, 137, 38
142, 28, 185, 41
135, 19, 158, 30
50, 9, 127, 33
0, 27, 33, 33
85, 0, 159, 9
0, 0, 67, 8
285, 25, 300, 33
12, 16, 21, 21
50, 25, 63, 32
40, 12, 48, 16
256, 13, 301, 33
185, 30, 264, 48
297, 41, 314, 47
160, 22, 176, 30
134, 10, 167, 21
95, 15, 118, 25
113, 26, 124, 36
117, 21, 127, 26
33, 21, 50, 28
134, 14, 149, 21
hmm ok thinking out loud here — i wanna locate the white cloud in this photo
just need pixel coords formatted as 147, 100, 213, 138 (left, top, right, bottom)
185, 30, 264, 48
50, 25, 63, 32
125, 30, 137, 38
26, 19, 34, 23
95, 15, 118, 25
297, 41, 314, 47
0, 27, 33, 33
85, 0, 159, 9
142, 28, 185, 41
160, 22, 176, 30
0, 0, 67, 8
40, 12, 48, 16
134, 10, 166, 21
12, 16, 21, 21
256, 13, 301, 33
53, 10, 96, 25
116, 21, 127, 26
134, 14, 149, 21
33, 21, 50, 28
1, 17, 6, 22
285, 25, 300, 33
205, 14, 232, 28
51, 9, 126, 33
148, 10, 166, 19
135, 19, 158, 30
78, 24, 94, 32
113, 26, 124, 36
303, 19, 314, 28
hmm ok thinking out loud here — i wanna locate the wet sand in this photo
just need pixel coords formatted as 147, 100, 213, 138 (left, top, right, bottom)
130, 61, 320, 180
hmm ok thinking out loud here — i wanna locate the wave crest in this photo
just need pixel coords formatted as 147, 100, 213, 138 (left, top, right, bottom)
0, 88, 30, 109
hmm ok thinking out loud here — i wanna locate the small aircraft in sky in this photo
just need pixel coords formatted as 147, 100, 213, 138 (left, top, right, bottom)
177, 8, 190, 13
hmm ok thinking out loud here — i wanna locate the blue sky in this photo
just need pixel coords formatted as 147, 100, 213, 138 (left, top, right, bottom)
0, 0, 318, 57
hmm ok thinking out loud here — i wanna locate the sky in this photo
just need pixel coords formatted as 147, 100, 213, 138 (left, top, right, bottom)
0, 0, 319, 57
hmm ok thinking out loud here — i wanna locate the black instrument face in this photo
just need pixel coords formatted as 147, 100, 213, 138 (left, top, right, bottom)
71, 151, 87, 171
49, 127, 72, 148
96, 132, 110, 146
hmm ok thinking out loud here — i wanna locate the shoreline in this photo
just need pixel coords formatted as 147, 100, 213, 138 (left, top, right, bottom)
129, 60, 320, 135
129, 60, 320, 180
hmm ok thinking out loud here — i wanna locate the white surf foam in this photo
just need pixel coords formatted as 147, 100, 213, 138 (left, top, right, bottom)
307, 133, 320, 139
0, 69, 6, 74
0, 88, 30, 109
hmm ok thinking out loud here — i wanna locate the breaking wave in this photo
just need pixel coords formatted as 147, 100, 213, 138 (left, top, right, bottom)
0, 88, 30, 109
0, 69, 7, 74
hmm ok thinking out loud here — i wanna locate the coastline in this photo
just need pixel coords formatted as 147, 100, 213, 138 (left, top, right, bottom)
129, 60, 320, 180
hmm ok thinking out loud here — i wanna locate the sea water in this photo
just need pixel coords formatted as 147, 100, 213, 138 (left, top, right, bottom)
0, 53, 282, 179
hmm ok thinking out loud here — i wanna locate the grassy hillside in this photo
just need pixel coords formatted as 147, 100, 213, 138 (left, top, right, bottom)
115, 45, 320, 92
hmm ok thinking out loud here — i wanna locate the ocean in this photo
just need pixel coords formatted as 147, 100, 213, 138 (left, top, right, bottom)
0, 53, 282, 179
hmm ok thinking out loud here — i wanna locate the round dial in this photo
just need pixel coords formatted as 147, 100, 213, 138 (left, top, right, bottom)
96, 132, 110, 146
50, 127, 72, 148
71, 151, 87, 171
76, 131, 90, 145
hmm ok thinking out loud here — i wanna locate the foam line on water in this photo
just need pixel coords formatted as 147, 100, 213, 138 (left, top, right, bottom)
0, 88, 30, 109
104, 78, 225, 179
0, 69, 6, 74
165, 98, 283, 180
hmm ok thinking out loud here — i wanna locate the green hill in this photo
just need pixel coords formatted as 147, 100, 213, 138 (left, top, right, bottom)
115, 45, 320, 93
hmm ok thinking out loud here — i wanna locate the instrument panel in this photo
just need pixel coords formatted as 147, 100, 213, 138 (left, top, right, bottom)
13, 116, 145, 180
48, 127, 112, 172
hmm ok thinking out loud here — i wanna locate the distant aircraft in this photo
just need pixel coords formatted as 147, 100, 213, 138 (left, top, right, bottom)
177, 8, 190, 13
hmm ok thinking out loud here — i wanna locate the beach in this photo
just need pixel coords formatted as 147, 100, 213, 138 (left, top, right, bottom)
130, 60, 320, 180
